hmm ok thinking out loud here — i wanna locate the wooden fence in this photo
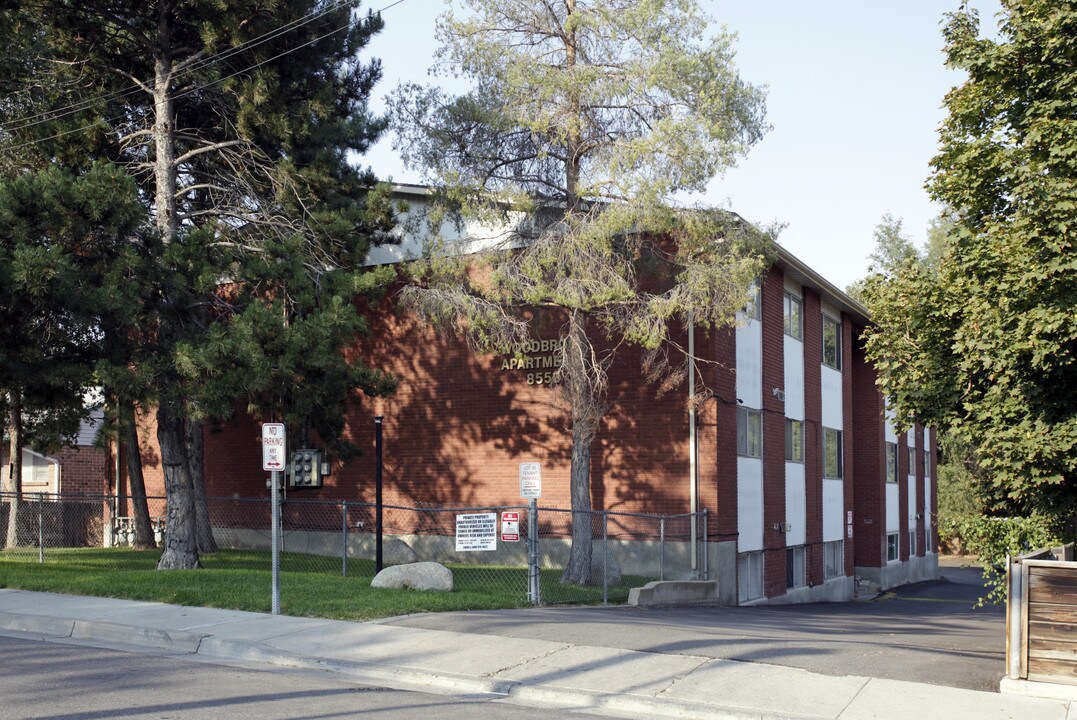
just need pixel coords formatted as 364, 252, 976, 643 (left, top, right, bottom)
1006, 544, 1077, 686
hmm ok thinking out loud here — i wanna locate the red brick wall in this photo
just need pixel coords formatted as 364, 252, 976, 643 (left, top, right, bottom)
54, 446, 109, 495
802, 289, 824, 585
199, 304, 699, 518
851, 331, 884, 568
761, 268, 787, 597
711, 326, 738, 542
841, 314, 856, 577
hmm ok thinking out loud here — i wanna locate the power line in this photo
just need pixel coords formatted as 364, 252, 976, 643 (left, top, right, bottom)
1, 0, 405, 140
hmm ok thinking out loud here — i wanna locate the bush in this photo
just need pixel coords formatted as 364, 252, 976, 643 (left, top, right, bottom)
956, 515, 1062, 605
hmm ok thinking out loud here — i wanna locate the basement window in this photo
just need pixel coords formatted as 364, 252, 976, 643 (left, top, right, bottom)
824, 540, 844, 580
738, 551, 764, 603
786, 546, 806, 589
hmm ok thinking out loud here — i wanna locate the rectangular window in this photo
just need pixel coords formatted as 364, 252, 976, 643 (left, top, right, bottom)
737, 407, 762, 458
783, 292, 803, 339
925, 525, 932, 554
908, 445, 916, 475
887, 532, 900, 562
738, 551, 764, 602
785, 419, 804, 463
924, 449, 931, 478
823, 427, 842, 478
824, 540, 844, 580
909, 529, 917, 557
786, 546, 806, 589
885, 442, 897, 483
822, 314, 841, 369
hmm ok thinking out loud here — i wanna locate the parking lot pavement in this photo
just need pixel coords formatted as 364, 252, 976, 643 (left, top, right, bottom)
385, 563, 1006, 692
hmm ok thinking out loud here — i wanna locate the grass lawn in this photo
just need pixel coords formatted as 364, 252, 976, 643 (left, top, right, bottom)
0, 547, 645, 621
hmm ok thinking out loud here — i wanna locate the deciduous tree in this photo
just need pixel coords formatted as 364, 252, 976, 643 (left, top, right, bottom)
864, 1, 1077, 536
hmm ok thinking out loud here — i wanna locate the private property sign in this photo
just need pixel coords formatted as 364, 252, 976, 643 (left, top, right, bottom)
455, 512, 497, 551
262, 423, 286, 471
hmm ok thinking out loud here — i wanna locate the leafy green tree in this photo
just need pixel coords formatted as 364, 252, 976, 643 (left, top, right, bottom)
846, 213, 921, 302
390, 0, 771, 584
1, 0, 396, 568
863, 2, 1076, 543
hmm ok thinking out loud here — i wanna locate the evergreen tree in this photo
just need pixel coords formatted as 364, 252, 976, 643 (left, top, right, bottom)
1, 0, 396, 568
390, 0, 771, 584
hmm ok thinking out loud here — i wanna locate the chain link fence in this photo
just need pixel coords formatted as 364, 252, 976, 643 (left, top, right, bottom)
0, 491, 707, 608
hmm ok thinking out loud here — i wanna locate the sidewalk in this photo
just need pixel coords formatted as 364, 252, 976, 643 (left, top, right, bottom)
0, 588, 1071, 720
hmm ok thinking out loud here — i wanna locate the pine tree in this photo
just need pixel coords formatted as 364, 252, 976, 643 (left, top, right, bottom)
1, 0, 396, 567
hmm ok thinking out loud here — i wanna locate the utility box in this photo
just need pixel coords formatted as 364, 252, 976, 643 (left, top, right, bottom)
289, 449, 323, 488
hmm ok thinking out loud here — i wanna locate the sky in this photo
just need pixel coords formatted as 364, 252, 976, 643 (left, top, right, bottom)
360, 0, 1004, 292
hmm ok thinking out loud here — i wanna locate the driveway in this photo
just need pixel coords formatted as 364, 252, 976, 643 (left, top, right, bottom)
385, 561, 1005, 692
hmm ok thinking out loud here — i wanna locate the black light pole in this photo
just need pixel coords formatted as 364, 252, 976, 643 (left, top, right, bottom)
375, 416, 383, 573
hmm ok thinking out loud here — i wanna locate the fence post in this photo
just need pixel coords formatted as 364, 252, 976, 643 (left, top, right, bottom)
37, 493, 44, 564
341, 500, 348, 577
528, 499, 540, 605
602, 510, 608, 605
659, 517, 665, 581
702, 508, 709, 581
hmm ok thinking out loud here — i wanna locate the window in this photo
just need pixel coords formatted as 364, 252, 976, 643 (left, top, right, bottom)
924, 449, 931, 478
925, 525, 932, 554
783, 292, 803, 339
738, 551, 764, 602
824, 540, 844, 580
785, 419, 804, 463
786, 546, 806, 589
822, 314, 841, 369
885, 442, 897, 483
737, 407, 762, 458
909, 529, 917, 557
823, 427, 842, 478
908, 445, 916, 475
886, 533, 899, 562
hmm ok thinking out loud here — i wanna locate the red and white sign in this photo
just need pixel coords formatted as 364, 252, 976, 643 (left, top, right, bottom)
262, 423, 286, 471
501, 511, 520, 542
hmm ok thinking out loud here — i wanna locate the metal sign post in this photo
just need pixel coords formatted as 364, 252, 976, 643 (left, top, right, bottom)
520, 463, 542, 605
262, 423, 285, 615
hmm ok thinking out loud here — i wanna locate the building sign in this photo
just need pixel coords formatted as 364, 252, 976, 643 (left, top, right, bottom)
519, 462, 542, 499
261, 423, 286, 471
455, 512, 497, 551
499, 338, 564, 386
501, 511, 520, 542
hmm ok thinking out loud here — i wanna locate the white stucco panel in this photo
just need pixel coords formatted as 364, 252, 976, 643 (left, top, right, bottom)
886, 483, 900, 532
822, 479, 844, 542
785, 463, 806, 546
783, 336, 805, 421
908, 473, 918, 524
820, 365, 843, 429
737, 457, 764, 552
736, 319, 762, 409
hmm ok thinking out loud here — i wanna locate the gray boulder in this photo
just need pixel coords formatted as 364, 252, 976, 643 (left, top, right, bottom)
383, 538, 418, 565
371, 561, 453, 592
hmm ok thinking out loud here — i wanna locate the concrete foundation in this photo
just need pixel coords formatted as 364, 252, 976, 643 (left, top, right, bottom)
856, 552, 940, 592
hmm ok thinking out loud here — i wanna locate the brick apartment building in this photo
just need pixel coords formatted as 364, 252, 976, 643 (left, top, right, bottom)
95, 186, 938, 604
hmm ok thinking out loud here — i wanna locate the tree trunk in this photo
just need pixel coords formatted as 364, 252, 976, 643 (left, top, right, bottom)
155, 402, 200, 569
121, 401, 156, 550
560, 425, 595, 585
185, 417, 218, 554
560, 314, 600, 585
5, 390, 23, 548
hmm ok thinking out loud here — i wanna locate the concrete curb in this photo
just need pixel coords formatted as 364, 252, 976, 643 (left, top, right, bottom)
0, 609, 818, 720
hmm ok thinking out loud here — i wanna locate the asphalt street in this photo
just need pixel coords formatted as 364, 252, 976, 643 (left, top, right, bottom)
387, 564, 1005, 692
0, 635, 609, 720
